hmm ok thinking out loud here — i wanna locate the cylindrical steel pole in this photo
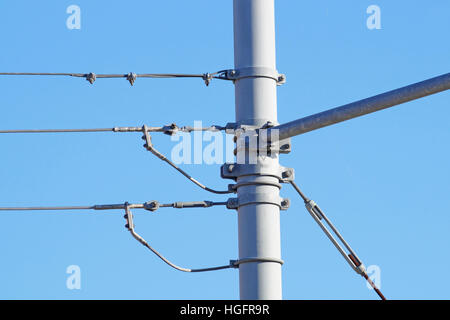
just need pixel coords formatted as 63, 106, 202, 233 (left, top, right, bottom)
233, 0, 282, 299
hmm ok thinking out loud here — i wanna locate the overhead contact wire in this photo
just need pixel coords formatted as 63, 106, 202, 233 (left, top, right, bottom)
0, 202, 235, 273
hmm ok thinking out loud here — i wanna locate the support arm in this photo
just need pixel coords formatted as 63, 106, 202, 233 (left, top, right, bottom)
271, 72, 450, 141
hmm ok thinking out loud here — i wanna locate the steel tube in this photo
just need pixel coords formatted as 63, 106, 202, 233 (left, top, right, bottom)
273, 72, 450, 140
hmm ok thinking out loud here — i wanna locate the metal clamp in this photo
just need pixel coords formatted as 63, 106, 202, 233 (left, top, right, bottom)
161, 123, 179, 136
202, 73, 213, 86
231, 176, 282, 191
86, 72, 96, 84
224, 67, 286, 86
127, 72, 137, 86
144, 201, 160, 212
235, 136, 292, 155
226, 194, 290, 210
224, 122, 292, 154
221, 163, 294, 183
230, 257, 285, 268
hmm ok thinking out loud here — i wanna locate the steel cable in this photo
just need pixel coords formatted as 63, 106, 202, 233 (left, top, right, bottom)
0, 70, 231, 86
0, 124, 226, 134
142, 125, 233, 195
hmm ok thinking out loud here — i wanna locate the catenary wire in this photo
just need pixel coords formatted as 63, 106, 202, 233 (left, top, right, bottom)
0, 124, 232, 194
0, 200, 228, 213
0, 202, 283, 273
0, 70, 232, 86
0, 124, 226, 134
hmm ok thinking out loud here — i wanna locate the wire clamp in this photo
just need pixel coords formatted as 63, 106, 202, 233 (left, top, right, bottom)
162, 123, 179, 136
86, 72, 96, 84
226, 123, 292, 154
144, 201, 160, 212
230, 257, 285, 268
226, 194, 289, 210
224, 67, 286, 86
221, 163, 294, 183
127, 72, 137, 86
202, 73, 213, 86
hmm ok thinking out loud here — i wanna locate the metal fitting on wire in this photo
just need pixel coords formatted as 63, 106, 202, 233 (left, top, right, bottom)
86, 72, 96, 84
202, 73, 212, 86
127, 72, 137, 86
144, 201, 160, 212
162, 123, 179, 136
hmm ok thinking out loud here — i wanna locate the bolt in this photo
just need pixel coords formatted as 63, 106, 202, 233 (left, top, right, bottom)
265, 121, 274, 128
284, 170, 292, 178
228, 164, 234, 173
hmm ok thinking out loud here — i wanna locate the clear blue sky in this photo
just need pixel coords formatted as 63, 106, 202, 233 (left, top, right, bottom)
0, 0, 449, 299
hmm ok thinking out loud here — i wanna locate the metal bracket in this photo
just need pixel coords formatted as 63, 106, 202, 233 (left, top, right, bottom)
224, 67, 286, 86
230, 257, 285, 268
221, 163, 294, 183
224, 122, 291, 154
236, 136, 291, 155
226, 194, 289, 210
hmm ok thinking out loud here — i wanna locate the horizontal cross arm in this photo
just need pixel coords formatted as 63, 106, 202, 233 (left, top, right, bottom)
272, 72, 450, 140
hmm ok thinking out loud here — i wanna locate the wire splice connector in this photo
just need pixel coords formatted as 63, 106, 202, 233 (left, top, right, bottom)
0, 69, 235, 86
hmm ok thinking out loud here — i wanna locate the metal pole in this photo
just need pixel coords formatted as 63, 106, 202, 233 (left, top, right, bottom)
272, 72, 450, 141
233, 0, 282, 299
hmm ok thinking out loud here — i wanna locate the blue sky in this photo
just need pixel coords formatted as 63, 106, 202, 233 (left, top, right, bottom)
0, 0, 449, 299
